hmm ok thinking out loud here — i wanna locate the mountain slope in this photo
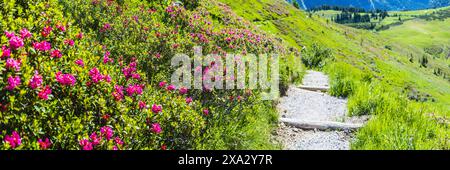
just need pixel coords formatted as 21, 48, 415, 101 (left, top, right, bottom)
219, 0, 450, 149
290, 0, 450, 11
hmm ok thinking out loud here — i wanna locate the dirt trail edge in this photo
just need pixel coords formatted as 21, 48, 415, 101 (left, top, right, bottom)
274, 70, 369, 150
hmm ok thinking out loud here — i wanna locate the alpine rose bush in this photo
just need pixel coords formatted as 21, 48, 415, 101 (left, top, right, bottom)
1, 0, 301, 150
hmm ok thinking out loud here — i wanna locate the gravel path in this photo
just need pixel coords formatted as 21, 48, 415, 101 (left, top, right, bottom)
274, 71, 367, 150
301, 70, 329, 88
275, 123, 352, 150
278, 87, 348, 122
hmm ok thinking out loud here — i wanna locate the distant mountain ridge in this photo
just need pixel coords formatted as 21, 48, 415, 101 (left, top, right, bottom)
289, 0, 450, 11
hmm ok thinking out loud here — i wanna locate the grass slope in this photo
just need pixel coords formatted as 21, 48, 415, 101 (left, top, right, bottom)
219, 0, 450, 149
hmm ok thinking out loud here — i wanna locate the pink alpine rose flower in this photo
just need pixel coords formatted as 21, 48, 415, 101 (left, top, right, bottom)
101, 23, 112, 32
76, 32, 83, 39
55, 71, 76, 86
1, 46, 11, 58
151, 104, 162, 114
38, 86, 52, 100
75, 59, 84, 67
9, 35, 24, 49
158, 81, 167, 88
50, 49, 62, 58
103, 74, 112, 83
185, 97, 193, 104
179, 87, 188, 95
139, 101, 147, 109
166, 84, 176, 91
5, 58, 21, 71
151, 123, 162, 134
33, 41, 51, 51
132, 73, 140, 80
90, 132, 101, 146
4, 131, 21, 149
41, 26, 53, 37
79, 139, 93, 150
29, 71, 43, 89
126, 84, 144, 96
114, 137, 124, 146
100, 126, 114, 140
64, 39, 74, 46
122, 62, 137, 79
38, 138, 52, 150
56, 24, 66, 32
203, 109, 209, 116
112, 85, 124, 101
20, 28, 32, 39
4, 31, 15, 39
103, 51, 113, 64
5, 76, 21, 91
89, 67, 103, 83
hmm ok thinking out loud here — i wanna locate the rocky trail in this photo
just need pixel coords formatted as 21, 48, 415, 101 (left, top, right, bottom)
274, 70, 369, 150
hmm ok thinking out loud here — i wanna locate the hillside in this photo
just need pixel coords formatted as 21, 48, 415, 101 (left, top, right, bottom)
219, 0, 450, 149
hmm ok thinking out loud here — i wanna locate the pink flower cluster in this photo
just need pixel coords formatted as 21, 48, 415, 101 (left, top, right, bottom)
20, 29, 32, 39
9, 35, 24, 49
38, 86, 52, 100
55, 71, 76, 86
29, 71, 43, 89
56, 24, 66, 32
185, 97, 193, 104
126, 84, 144, 96
76, 32, 83, 39
151, 123, 162, 134
159, 81, 167, 88
5, 58, 21, 71
179, 87, 188, 94
50, 49, 62, 58
1, 46, 11, 58
103, 51, 114, 64
79, 126, 123, 150
41, 26, 52, 37
203, 109, 209, 116
100, 126, 114, 140
112, 85, 124, 101
79, 139, 93, 150
64, 39, 74, 46
4, 131, 21, 149
75, 59, 84, 67
5, 31, 26, 50
139, 101, 147, 109
122, 61, 140, 80
100, 23, 112, 32
5, 76, 21, 91
38, 138, 52, 150
33, 41, 52, 52
151, 104, 163, 114
89, 67, 111, 84
167, 84, 176, 91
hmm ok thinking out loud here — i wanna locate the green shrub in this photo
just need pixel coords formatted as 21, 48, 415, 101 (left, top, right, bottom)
325, 62, 360, 97
301, 43, 333, 69
348, 83, 385, 116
